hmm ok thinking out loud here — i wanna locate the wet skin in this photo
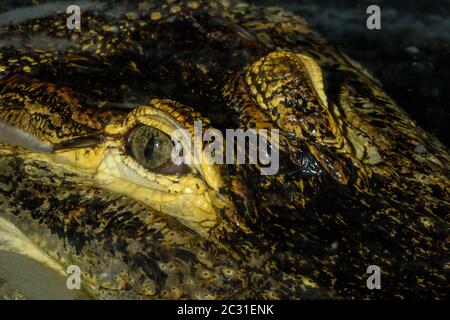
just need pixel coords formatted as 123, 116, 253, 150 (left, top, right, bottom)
0, 0, 448, 299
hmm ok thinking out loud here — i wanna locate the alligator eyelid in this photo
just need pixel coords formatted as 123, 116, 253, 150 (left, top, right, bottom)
53, 134, 105, 152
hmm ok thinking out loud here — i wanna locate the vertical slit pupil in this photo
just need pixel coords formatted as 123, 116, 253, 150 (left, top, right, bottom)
144, 136, 155, 161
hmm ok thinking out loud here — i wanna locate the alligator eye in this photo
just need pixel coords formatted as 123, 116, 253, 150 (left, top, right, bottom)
127, 125, 174, 170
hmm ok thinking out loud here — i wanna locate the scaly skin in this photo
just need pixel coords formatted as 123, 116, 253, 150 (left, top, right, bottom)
0, 0, 448, 299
